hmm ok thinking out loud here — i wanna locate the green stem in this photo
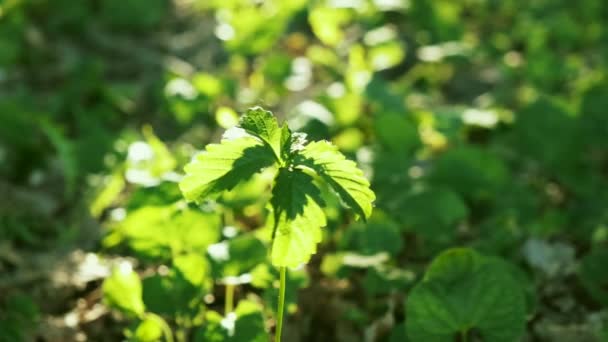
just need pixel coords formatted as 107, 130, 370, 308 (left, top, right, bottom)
275, 267, 287, 342
461, 329, 468, 342
225, 283, 235, 314
224, 209, 234, 226
147, 313, 174, 342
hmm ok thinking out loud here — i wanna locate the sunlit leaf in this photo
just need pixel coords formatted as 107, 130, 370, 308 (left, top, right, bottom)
179, 137, 277, 202
109, 205, 221, 260
308, 6, 352, 47
142, 125, 177, 178
131, 316, 163, 342
270, 169, 326, 268
103, 266, 145, 317
369, 41, 405, 71
239, 106, 283, 161
89, 170, 125, 218
296, 140, 375, 220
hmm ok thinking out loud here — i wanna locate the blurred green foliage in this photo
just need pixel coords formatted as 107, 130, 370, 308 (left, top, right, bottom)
2, 0, 608, 341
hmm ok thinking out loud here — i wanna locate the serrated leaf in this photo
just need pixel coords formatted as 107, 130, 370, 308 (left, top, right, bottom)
270, 168, 327, 268
179, 137, 277, 202
239, 107, 283, 161
406, 248, 526, 342
296, 140, 375, 220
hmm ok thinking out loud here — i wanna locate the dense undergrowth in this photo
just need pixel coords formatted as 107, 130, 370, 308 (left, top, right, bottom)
1, 0, 608, 341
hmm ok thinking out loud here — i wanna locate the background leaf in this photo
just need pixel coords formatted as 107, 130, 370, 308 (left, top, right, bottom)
103, 265, 146, 317
406, 248, 526, 342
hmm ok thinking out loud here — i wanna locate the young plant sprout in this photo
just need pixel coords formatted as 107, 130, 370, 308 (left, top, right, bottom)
179, 107, 375, 341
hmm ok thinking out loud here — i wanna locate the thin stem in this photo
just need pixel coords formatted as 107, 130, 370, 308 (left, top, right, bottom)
461, 329, 468, 342
274, 267, 287, 342
225, 283, 235, 314
224, 208, 234, 226
147, 313, 174, 342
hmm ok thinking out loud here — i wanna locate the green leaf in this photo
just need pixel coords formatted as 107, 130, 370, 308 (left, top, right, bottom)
100, 0, 166, 31
430, 145, 509, 201
363, 266, 414, 296
239, 107, 283, 161
511, 98, 581, 170
106, 205, 221, 261
369, 41, 405, 71
0, 294, 39, 342
579, 248, 608, 306
374, 112, 419, 152
173, 253, 211, 287
388, 322, 408, 342
194, 311, 227, 342
89, 170, 125, 218
406, 248, 526, 342
132, 316, 163, 342
142, 125, 177, 178
39, 119, 78, 198
340, 215, 403, 257
211, 234, 267, 278
142, 253, 210, 317
193, 300, 268, 342
580, 83, 608, 147
179, 136, 277, 202
232, 300, 268, 342
103, 265, 146, 317
270, 168, 327, 268
397, 187, 468, 237
308, 6, 352, 46
296, 140, 375, 220
218, 172, 274, 208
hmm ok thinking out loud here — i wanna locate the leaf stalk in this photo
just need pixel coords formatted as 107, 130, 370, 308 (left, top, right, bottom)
275, 267, 287, 342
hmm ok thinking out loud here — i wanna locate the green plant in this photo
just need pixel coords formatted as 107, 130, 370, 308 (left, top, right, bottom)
405, 248, 527, 342
179, 106, 375, 341
103, 265, 175, 342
